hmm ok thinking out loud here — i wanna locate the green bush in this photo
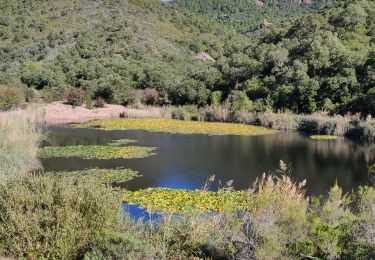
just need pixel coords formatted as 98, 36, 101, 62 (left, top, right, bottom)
43, 87, 69, 103
0, 85, 25, 111
210, 91, 222, 108
171, 107, 190, 120
24, 88, 37, 103
227, 91, 253, 122
0, 174, 122, 259
123, 89, 144, 107
85, 97, 94, 109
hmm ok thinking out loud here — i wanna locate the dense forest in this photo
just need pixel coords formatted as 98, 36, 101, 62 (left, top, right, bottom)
0, 0, 374, 115
173, 0, 338, 33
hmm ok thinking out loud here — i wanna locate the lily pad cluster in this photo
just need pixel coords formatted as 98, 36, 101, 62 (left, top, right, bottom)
309, 135, 337, 140
39, 145, 156, 159
47, 168, 139, 184
123, 188, 253, 215
108, 139, 137, 146
76, 118, 276, 136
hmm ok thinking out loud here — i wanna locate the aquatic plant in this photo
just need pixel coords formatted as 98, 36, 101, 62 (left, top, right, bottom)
123, 188, 253, 215
47, 168, 139, 184
108, 139, 137, 146
309, 135, 338, 140
76, 118, 275, 136
39, 145, 156, 159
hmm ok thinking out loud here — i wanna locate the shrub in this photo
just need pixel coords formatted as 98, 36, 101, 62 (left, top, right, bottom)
340, 186, 375, 259
0, 85, 25, 111
257, 110, 298, 130
85, 97, 94, 109
43, 87, 69, 103
0, 174, 122, 259
360, 121, 375, 141
171, 107, 190, 120
24, 88, 37, 103
143, 88, 159, 105
308, 184, 353, 259
210, 91, 222, 108
245, 164, 309, 259
94, 97, 106, 108
123, 89, 145, 107
94, 86, 114, 103
227, 91, 253, 122
66, 88, 87, 106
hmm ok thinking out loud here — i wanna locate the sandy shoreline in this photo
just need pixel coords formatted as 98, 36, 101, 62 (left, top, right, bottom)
0, 102, 126, 125
1, 102, 169, 125
42, 102, 127, 125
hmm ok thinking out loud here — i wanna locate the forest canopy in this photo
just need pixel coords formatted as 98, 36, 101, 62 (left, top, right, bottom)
0, 0, 374, 115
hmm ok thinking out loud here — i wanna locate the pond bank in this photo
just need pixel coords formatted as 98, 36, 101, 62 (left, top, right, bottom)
8, 102, 375, 140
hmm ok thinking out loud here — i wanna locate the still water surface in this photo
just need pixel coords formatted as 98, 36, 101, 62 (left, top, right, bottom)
42, 126, 375, 195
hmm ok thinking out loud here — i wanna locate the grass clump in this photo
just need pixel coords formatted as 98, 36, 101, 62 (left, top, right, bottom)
310, 135, 338, 140
123, 188, 252, 215
77, 118, 275, 136
38, 145, 156, 160
47, 168, 139, 184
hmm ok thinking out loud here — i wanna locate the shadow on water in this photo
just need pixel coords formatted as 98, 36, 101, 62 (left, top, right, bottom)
41, 125, 375, 196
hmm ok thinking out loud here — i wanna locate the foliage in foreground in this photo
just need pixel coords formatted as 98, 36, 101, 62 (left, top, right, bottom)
1, 169, 375, 259
123, 170, 375, 259
38, 145, 156, 160
0, 174, 123, 259
76, 118, 276, 136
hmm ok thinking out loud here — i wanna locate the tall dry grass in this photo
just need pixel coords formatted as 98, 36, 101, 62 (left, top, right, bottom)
0, 107, 44, 177
120, 106, 172, 119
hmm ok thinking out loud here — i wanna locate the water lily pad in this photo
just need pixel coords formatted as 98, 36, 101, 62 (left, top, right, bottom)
76, 118, 275, 136
123, 188, 253, 215
310, 135, 337, 140
39, 145, 156, 159
108, 139, 137, 146
47, 168, 139, 184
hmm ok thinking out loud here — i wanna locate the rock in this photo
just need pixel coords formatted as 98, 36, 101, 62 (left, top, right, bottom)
195, 52, 215, 62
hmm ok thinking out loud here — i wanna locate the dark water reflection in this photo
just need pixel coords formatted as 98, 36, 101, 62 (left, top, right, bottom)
41, 126, 375, 195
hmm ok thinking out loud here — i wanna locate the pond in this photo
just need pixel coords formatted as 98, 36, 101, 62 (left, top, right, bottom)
41, 126, 375, 196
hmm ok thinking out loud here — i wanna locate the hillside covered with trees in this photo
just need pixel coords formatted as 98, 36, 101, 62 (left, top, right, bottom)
173, 0, 338, 33
0, 0, 374, 116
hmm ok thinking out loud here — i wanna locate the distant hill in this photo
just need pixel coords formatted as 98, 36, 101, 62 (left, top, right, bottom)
0, 0, 374, 115
172, 0, 338, 33
0, 0, 243, 104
